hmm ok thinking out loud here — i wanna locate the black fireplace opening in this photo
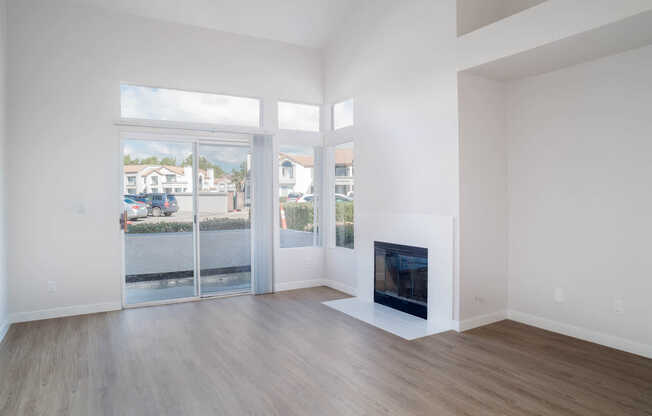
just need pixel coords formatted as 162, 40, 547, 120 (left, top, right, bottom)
374, 241, 428, 319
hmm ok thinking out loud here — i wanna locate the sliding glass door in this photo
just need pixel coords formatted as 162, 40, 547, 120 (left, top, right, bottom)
122, 139, 197, 304
122, 137, 252, 306
197, 143, 252, 295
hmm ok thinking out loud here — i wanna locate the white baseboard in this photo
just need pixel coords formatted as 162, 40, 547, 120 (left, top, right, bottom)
0, 318, 10, 344
454, 310, 508, 332
9, 302, 122, 324
322, 279, 357, 296
274, 279, 324, 292
508, 310, 652, 359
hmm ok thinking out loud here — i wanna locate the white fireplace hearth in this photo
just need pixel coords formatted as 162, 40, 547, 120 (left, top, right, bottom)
324, 213, 455, 340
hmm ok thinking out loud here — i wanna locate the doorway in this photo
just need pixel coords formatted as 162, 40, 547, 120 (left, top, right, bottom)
121, 135, 252, 306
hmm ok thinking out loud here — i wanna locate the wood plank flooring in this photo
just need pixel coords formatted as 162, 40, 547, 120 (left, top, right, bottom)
1, 287, 651, 415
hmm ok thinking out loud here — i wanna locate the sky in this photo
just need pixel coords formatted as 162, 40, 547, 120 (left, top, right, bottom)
124, 140, 249, 172
121, 84, 260, 127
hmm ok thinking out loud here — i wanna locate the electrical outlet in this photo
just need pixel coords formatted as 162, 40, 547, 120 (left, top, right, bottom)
47, 280, 57, 293
554, 287, 564, 304
474, 296, 485, 304
614, 299, 625, 314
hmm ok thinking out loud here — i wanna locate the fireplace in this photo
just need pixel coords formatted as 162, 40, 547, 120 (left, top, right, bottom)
374, 241, 428, 319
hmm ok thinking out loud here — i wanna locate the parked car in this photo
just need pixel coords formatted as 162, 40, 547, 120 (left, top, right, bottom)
141, 193, 179, 217
297, 194, 314, 203
297, 194, 352, 203
125, 194, 148, 204
122, 200, 147, 220
286, 192, 302, 203
124, 198, 148, 219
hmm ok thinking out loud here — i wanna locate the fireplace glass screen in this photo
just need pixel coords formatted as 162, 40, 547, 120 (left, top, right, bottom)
374, 241, 427, 319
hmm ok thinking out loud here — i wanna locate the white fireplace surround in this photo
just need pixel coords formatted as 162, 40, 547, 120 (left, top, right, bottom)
324, 213, 455, 339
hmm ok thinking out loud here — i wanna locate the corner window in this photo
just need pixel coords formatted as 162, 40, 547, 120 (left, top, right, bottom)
278, 101, 320, 132
121, 84, 261, 127
333, 99, 354, 130
279, 145, 320, 248
335, 142, 354, 249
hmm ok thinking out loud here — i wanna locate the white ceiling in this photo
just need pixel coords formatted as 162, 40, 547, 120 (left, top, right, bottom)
69, 0, 354, 49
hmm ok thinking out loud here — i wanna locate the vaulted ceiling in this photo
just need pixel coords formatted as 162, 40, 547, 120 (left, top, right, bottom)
68, 0, 355, 48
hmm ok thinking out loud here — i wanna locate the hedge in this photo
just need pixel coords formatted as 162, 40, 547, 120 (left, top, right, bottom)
284, 202, 314, 231
283, 201, 354, 232
335, 201, 353, 223
336, 224, 354, 249
127, 217, 249, 234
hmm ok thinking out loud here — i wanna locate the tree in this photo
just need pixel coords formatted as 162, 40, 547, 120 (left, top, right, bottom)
160, 156, 177, 166
140, 156, 160, 165
123, 154, 139, 165
181, 155, 225, 177
230, 161, 247, 192
211, 163, 225, 177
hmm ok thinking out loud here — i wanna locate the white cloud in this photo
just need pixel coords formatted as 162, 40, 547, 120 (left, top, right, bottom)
121, 84, 260, 127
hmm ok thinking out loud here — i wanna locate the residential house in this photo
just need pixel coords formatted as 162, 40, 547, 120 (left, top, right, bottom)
278, 153, 314, 197
279, 149, 354, 198
334, 148, 354, 197
124, 165, 236, 195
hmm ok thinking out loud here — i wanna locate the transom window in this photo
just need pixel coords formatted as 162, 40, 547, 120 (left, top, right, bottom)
278, 101, 320, 132
121, 84, 261, 127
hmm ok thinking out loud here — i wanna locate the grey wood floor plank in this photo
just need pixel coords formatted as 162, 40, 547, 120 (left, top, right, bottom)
1, 287, 651, 416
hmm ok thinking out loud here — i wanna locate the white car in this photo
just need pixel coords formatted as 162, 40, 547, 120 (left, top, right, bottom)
123, 199, 148, 219
297, 194, 352, 203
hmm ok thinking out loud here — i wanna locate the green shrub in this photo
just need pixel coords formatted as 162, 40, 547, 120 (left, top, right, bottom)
127, 217, 249, 234
335, 201, 353, 223
335, 201, 354, 248
336, 224, 354, 249
283, 202, 313, 231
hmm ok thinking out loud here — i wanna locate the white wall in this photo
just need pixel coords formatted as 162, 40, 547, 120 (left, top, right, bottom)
323, 0, 460, 317
507, 45, 652, 351
458, 73, 508, 321
0, 0, 8, 338
6, 0, 322, 317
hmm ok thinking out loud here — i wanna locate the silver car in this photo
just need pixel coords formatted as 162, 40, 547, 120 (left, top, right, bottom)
123, 199, 148, 219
